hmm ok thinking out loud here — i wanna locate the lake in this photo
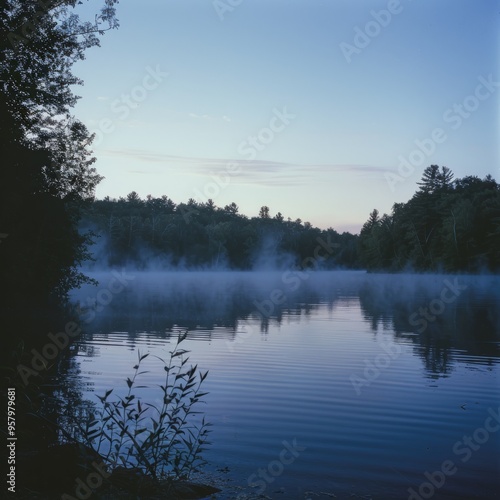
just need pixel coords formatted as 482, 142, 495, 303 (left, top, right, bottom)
67, 270, 500, 499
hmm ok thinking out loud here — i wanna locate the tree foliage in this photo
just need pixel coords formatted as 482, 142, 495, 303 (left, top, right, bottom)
358, 166, 500, 272
82, 196, 361, 270
0, 0, 118, 305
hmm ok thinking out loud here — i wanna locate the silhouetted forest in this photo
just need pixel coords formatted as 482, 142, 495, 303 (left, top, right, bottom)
358, 166, 500, 272
81, 196, 360, 269
82, 166, 500, 273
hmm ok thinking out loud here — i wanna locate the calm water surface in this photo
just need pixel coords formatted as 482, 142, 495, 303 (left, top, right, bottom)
67, 271, 500, 499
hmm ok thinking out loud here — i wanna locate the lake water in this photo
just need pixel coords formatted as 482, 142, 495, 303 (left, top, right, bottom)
67, 271, 500, 499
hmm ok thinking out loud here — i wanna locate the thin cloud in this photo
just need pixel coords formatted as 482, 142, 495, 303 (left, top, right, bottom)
189, 113, 210, 119
100, 148, 389, 186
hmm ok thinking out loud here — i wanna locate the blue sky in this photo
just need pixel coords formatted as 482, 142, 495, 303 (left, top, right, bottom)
73, 0, 499, 232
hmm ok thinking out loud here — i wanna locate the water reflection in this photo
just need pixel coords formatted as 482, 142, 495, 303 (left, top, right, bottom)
358, 274, 500, 378
66, 271, 500, 499
72, 271, 500, 379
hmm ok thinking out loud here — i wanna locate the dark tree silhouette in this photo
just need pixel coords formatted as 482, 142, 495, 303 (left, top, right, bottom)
81, 194, 361, 270
0, 1, 119, 309
259, 205, 270, 219
417, 165, 454, 194
358, 167, 500, 272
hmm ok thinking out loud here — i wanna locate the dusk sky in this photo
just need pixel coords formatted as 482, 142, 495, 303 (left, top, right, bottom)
73, 0, 499, 233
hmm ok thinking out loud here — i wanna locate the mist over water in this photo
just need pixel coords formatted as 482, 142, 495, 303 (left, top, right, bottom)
72, 269, 500, 347
67, 270, 500, 499
73, 269, 364, 325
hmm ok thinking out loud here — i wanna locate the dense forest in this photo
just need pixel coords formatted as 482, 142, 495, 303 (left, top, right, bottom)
82, 165, 500, 274
358, 165, 500, 272
81, 196, 360, 269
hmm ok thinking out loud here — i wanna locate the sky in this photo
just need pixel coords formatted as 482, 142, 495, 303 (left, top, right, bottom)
72, 0, 500, 233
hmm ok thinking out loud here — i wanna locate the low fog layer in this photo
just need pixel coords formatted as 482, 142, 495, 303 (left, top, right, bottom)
71, 270, 500, 344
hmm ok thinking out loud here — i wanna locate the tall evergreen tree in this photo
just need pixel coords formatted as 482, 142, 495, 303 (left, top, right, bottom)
417, 165, 454, 193
358, 166, 500, 272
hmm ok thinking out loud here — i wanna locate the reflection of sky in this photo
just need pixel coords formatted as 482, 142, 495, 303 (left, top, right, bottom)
71, 295, 500, 499
71, 271, 500, 362
72, 1, 499, 232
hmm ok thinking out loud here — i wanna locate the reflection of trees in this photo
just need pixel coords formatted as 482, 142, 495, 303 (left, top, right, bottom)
73, 272, 500, 378
75, 342, 99, 358
38, 349, 97, 444
416, 337, 453, 379
75, 272, 347, 341
358, 274, 500, 377
12, 340, 95, 459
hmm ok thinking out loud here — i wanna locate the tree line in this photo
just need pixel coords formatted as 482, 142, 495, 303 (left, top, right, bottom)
83, 165, 500, 274
358, 165, 500, 272
82, 195, 360, 269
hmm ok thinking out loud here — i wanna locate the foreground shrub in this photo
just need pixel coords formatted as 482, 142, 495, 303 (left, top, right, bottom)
74, 332, 211, 481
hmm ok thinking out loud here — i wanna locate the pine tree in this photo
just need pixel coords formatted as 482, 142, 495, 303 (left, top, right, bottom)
417, 165, 454, 193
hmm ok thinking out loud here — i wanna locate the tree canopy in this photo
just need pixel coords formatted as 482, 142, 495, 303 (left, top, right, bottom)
358, 166, 500, 272
0, 0, 119, 306
81, 196, 361, 270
